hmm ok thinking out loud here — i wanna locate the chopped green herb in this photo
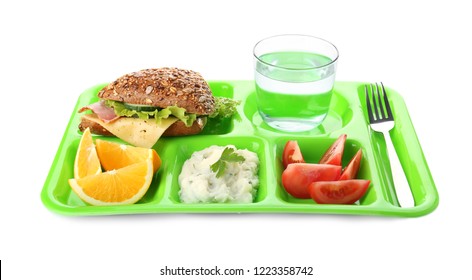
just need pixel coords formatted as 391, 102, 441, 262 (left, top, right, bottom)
210, 147, 245, 178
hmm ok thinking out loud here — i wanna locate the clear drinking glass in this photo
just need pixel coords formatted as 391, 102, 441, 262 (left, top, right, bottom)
253, 34, 339, 132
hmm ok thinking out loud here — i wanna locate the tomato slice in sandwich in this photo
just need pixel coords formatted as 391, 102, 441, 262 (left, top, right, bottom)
282, 140, 305, 169
309, 180, 370, 204
319, 134, 347, 166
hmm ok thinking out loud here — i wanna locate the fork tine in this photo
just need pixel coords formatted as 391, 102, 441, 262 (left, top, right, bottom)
375, 83, 386, 120
365, 85, 375, 123
380, 82, 393, 119
371, 83, 382, 121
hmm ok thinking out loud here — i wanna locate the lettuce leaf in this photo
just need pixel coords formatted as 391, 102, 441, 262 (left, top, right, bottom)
105, 100, 197, 127
210, 97, 241, 118
104, 96, 239, 127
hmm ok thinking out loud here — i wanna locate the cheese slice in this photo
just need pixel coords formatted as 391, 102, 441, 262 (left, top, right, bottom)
82, 114, 177, 148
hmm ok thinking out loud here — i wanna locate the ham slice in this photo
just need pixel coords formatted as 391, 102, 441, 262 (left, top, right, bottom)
78, 101, 119, 123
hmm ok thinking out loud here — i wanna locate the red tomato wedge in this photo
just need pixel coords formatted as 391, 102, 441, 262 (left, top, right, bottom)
282, 163, 342, 199
319, 134, 347, 166
282, 140, 305, 169
339, 150, 362, 180
309, 180, 370, 204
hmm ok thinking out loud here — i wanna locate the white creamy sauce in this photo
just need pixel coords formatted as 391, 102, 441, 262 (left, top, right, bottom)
178, 145, 259, 203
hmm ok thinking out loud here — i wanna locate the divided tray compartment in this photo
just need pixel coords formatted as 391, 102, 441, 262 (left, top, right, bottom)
41, 81, 439, 217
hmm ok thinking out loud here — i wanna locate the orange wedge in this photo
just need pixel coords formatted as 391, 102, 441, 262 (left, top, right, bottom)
68, 159, 154, 205
74, 128, 102, 179
95, 139, 161, 173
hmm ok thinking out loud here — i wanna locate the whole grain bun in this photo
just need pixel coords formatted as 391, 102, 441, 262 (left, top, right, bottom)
78, 115, 207, 137
161, 117, 207, 136
78, 116, 114, 136
98, 68, 215, 115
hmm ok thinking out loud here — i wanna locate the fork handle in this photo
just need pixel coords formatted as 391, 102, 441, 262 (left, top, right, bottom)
383, 131, 415, 207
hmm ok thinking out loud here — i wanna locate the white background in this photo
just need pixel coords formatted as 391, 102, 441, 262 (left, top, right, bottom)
1, 0, 470, 279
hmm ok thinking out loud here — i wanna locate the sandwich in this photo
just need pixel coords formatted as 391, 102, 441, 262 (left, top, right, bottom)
78, 67, 238, 148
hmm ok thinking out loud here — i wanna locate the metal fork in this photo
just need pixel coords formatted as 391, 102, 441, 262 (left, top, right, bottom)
365, 83, 414, 207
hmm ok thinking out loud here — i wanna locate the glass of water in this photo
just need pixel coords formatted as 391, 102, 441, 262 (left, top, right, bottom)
253, 34, 339, 132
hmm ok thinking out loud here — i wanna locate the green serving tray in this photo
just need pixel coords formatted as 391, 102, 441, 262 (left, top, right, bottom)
41, 81, 438, 217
